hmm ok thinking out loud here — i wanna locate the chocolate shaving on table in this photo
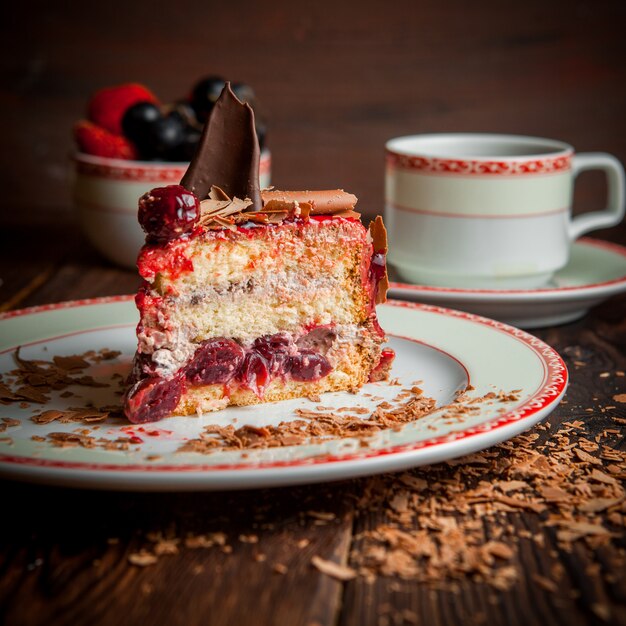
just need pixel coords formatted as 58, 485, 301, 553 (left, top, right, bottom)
180, 83, 262, 210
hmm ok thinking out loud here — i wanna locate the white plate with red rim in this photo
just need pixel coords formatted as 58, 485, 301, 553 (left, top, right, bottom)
389, 237, 626, 329
0, 297, 567, 491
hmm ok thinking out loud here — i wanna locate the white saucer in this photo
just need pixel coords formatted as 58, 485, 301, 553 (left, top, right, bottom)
388, 238, 626, 328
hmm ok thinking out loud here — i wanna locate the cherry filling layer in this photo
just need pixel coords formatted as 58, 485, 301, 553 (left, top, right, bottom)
124, 331, 335, 423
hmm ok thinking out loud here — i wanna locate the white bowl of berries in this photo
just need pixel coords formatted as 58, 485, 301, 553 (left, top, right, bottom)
72, 77, 270, 269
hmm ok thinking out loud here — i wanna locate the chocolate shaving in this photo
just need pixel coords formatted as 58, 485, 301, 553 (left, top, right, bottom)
261, 190, 357, 214
14, 347, 40, 373
369, 215, 389, 304
196, 186, 357, 228
4, 348, 113, 405
243, 213, 270, 225
128, 551, 158, 567
53, 355, 90, 371
311, 555, 357, 581
209, 186, 230, 202
198, 187, 254, 228
212, 216, 238, 231
178, 387, 440, 455
369, 215, 388, 255
265, 212, 289, 224
0, 383, 23, 404
14, 386, 49, 404
332, 210, 361, 219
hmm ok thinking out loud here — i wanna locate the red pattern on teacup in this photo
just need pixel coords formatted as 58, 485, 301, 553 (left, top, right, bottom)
386, 152, 572, 175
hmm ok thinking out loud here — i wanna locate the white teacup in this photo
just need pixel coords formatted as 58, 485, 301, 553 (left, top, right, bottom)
385, 133, 625, 289
72, 151, 272, 269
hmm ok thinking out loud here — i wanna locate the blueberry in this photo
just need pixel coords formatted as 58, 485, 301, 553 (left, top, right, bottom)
122, 102, 162, 159
145, 111, 186, 159
190, 76, 226, 122
169, 125, 201, 162
172, 100, 201, 128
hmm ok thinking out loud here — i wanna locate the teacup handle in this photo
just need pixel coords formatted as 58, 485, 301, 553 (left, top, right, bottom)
569, 153, 626, 241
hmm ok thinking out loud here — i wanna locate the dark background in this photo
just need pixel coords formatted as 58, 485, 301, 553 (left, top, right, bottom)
1, 0, 626, 228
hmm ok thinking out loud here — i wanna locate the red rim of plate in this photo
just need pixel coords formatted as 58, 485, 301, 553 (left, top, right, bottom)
0, 296, 567, 473
389, 237, 626, 298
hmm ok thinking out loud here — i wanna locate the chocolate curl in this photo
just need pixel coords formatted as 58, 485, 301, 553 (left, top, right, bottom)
369, 216, 389, 304
261, 190, 357, 214
181, 83, 261, 211
369, 216, 388, 254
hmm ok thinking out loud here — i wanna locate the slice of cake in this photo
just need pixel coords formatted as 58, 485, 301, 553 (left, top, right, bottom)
124, 84, 392, 423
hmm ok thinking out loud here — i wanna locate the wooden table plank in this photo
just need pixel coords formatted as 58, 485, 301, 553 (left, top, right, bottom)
0, 225, 66, 312
0, 483, 358, 626
0, 224, 139, 311
18, 260, 139, 306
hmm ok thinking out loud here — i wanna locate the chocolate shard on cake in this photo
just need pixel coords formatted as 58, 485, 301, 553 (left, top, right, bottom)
124, 83, 393, 423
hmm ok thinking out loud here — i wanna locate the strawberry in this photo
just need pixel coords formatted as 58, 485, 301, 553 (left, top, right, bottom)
74, 120, 138, 160
87, 83, 158, 135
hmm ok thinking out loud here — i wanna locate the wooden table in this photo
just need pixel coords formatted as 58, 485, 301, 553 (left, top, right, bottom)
0, 222, 625, 626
